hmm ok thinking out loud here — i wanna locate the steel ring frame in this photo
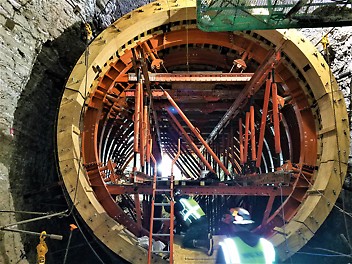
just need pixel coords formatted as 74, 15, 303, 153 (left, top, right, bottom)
57, 0, 349, 263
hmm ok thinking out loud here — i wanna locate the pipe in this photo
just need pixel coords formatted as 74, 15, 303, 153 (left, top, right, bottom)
0, 210, 68, 229
2, 228, 63, 240
0, 210, 50, 215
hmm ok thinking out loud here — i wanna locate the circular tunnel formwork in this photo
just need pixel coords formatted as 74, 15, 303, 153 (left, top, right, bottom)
57, 1, 349, 263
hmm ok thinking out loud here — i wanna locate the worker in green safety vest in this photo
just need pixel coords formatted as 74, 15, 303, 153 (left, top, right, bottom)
216, 207, 276, 264
173, 189, 214, 256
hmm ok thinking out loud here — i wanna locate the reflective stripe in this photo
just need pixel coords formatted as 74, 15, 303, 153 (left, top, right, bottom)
220, 238, 240, 264
219, 237, 275, 264
179, 198, 205, 225
182, 203, 201, 221
260, 238, 276, 264
219, 241, 232, 264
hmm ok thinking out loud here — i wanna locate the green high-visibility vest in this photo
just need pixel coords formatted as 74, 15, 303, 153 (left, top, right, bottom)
219, 236, 275, 264
179, 197, 205, 226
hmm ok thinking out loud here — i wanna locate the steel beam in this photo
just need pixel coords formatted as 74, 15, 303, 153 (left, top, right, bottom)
128, 72, 253, 82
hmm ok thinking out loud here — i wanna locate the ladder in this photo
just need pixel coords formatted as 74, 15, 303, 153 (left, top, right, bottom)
148, 139, 180, 264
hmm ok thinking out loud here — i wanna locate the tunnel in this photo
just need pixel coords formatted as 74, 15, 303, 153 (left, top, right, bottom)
56, 1, 349, 263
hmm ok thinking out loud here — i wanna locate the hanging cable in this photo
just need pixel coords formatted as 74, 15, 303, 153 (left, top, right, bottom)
63, 224, 78, 264
64, 0, 88, 23
70, 212, 106, 264
64, 4, 92, 217
47, 2, 105, 263
299, 171, 352, 218
279, 183, 293, 264
296, 251, 352, 258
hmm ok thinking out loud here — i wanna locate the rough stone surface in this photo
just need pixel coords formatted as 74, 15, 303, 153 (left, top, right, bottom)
0, 0, 93, 262
0, 161, 28, 264
301, 27, 352, 107
0, 0, 147, 262
0, 1, 351, 263
94, 0, 150, 30
301, 26, 352, 205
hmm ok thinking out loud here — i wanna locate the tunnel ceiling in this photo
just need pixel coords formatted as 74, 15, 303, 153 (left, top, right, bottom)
57, 1, 350, 263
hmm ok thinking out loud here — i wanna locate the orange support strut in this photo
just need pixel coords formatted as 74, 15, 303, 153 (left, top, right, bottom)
166, 108, 215, 173
243, 111, 250, 164
133, 73, 141, 154
164, 91, 230, 175
250, 105, 256, 161
256, 77, 272, 168
139, 82, 145, 168
272, 82, 281, 154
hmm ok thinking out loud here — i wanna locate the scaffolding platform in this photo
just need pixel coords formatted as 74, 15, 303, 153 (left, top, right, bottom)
197, 0, 352, 31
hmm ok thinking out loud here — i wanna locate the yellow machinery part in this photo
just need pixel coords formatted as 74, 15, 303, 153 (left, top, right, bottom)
37, 231, 48, 264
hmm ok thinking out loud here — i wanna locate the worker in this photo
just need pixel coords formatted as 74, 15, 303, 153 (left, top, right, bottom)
216, 207, 276, 264
173, 189, 214, 256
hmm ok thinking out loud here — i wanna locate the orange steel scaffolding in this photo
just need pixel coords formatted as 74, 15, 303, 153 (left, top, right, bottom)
164, 90, 230, 176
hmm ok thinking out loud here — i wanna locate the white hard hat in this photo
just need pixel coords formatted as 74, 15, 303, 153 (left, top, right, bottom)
230, 207, 254, 225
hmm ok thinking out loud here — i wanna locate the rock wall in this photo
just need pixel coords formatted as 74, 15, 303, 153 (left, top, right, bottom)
0, 1, 149, 263
301, 26, 352, 195
0, 0, 351, 263
0, 1, 90, 262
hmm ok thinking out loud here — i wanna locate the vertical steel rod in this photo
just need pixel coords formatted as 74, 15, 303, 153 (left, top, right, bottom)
272, 82, 281, 153
256, 77, 272, 168
250, 105, 257, 161
244, 112, 250, 164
